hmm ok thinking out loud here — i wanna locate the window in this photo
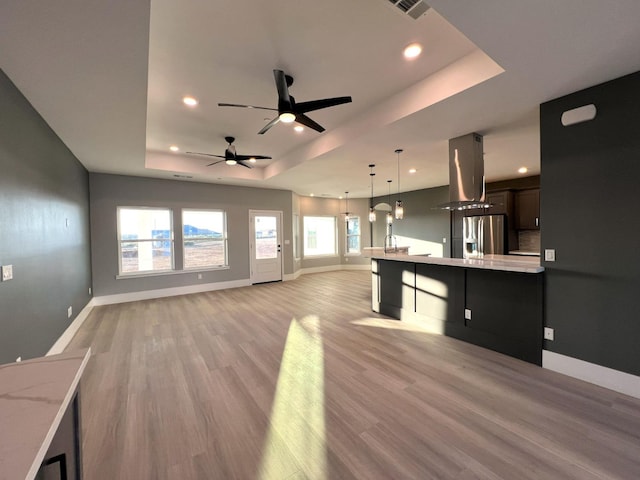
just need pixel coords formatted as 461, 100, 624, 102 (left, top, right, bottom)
118, 207, 173, 274
303, 216, 337, 257
293, 214, 301, 259
346, 216, 361, 254
183, 209, 227, 269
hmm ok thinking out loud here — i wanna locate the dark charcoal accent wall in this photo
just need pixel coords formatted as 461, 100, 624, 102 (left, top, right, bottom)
541, 70, 640, 376
0, 69, 92, 364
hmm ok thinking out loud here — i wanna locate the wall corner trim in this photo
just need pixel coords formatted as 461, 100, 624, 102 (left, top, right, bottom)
47, 299, 96, 356
543, 350, 640, 399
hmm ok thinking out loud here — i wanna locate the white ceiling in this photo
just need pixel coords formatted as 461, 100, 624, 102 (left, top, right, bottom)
2, 0, 640, 199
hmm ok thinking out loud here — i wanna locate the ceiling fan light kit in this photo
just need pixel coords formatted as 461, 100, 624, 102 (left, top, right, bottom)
219, 69, 352, 134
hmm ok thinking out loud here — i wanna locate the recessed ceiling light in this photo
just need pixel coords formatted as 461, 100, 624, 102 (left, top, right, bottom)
169, 145, 179, 152
183, 96, 198, 107
249, 158, 257, 163
310, 193, 314, 197
409, 168, 417, 174
294, 125, 304, 132
518, 167, 528, 174
403, 43, 422, 59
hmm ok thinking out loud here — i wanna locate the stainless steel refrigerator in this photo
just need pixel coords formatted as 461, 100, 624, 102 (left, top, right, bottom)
462, 215, 506, 258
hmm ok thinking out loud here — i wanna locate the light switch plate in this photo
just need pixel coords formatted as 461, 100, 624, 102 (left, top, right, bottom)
464, 308, 472, 320
544, 249, 556, 262
1, 265, 13, 281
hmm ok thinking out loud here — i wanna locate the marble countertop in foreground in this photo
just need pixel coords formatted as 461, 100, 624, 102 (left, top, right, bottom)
0, 348, 91, 480
371, 253, 544, 273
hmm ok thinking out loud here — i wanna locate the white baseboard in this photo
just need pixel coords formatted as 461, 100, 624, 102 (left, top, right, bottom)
92, 278, 252, 306
299, 264, 371, 275
47, 299, 96, 356
543, 350, 640, 399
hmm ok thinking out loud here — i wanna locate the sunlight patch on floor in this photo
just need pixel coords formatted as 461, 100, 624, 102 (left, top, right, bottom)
258, 315, 327, 480
351, 316, 445, 335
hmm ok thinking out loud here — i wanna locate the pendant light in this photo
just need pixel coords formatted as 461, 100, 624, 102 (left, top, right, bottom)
344, 191, 350, 222
368, 164, 376, 222
395, 148, 404, 219
386, 180, 393, 225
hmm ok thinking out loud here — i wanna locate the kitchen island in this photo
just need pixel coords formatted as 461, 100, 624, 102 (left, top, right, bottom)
371, 254, 544, 365
0, 349, 90, 480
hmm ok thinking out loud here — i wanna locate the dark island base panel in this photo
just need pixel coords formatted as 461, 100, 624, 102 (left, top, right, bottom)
373, 260, 543, 365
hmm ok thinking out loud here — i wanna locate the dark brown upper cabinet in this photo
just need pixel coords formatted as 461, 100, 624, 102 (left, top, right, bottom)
515, 189, 540, 230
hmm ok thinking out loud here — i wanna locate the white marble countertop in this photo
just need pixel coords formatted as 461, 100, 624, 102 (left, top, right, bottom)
0, 348, 91, 480
509, 250, 541, 256
372, 253, 544, 273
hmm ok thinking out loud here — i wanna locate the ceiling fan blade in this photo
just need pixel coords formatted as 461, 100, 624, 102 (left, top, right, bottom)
235, 154, 272, 161
295, 96, 352, 114
258, 116, 280, 135
187, 152, 225, 158
295, 113, 325, 133
237, 161, 253, 169
206, 160, 225, 167
273, 69, 292, 109
218, 103, 277, 112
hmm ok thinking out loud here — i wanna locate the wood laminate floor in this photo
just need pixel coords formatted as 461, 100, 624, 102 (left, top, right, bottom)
67, 271, 640, 479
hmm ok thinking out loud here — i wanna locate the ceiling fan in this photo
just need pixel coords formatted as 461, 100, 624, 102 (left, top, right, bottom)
186, 136, 271, 168
219, 69, 352, 134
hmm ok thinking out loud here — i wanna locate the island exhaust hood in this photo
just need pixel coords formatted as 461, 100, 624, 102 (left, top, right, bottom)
438, 132, 489, 210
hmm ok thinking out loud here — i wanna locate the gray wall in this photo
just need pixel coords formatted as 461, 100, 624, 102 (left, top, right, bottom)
541, 70, 640, 376
90, 173, 294, 296
298, 195, 371, 269
0, 69, 92, 364
372, 186, 451, 256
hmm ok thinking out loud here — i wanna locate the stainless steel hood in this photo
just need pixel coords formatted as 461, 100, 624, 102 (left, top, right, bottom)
438, 132, 489, 210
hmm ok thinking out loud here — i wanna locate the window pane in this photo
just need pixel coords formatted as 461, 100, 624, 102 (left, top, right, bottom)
303, 216, 336, 256
347, 217, 360, 235
346, 216, 361, 254
120, 240, 172, 273
184, 240, 226, 268
183, 210, 227, 268
118, 207, 173, 274
119, 208, 171, 240
255, 216, 277, 259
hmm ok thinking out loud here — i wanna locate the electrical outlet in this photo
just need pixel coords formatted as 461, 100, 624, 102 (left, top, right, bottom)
197, 273, 203, 280
443, 237, 447, 243
68, 306, 73, 318
544, 249, 556, 262
544, 327, 554, 341
2, 264, 13, 281
464, 308, 472, 320
89, 287, 92, 295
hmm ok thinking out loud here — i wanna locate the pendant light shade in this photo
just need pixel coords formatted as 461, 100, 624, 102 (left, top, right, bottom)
395, 148, 404, 219
386, 179, 393, 225
344, 191, 350, 222
368, 164, 376, 222
395, 199, 404, 219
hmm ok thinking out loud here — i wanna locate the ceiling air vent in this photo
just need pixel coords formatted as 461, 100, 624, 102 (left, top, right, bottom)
387, 0, 430, 19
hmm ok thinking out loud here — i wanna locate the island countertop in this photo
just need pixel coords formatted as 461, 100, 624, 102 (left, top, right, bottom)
371, 253, 544, 273
0, 348, 91, 480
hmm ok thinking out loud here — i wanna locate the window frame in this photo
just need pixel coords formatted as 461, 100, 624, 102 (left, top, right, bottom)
182, 208, 229, 270
117, 206, 175, 276
303, 215, 338, 258
345, 215, 361, 256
